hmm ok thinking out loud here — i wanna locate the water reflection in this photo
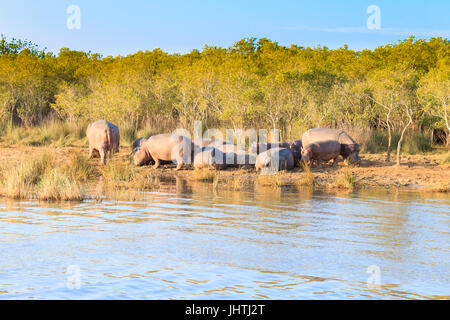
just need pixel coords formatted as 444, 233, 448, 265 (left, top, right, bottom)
0, 181, 448, 299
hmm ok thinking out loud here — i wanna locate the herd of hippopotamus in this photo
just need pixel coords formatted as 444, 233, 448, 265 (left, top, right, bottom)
86, 120, 361, 171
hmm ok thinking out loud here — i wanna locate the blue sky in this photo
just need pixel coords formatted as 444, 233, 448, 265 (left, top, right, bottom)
0, 0, 449, 56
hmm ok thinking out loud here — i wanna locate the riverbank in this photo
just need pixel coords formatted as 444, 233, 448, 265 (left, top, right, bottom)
0, 145, 449, 201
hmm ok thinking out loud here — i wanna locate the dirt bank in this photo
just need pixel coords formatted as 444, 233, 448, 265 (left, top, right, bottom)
0, 145, 449, 193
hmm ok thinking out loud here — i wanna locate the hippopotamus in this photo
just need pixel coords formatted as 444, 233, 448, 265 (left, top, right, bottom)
302, 128, 360, 164
133, 134, 194, 170
86, 120, 120, 164
131, 137, 148, 154
255, 148, 295, 172
193, 146, 227, 170
301, 140, 341, 167
250, 142, 291, 155
222, 150, 256, 168
193, 138, 216, 148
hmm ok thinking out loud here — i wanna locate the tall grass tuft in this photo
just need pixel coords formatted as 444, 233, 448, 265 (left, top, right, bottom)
363, 129, 432, 154
333, 168, 358, 190
101, 161, 136, 185
192, 168, 218, 182
120, 122, 137, 146
0, 119, 88, 147
402, 132, 433, 154
37, 169, 84, 201
296, 162, 315, 187
0, 152, 55, 198
64, 151, 98, 182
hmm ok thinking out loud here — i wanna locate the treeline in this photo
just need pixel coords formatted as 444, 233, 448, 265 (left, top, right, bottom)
0, 35, 448, 145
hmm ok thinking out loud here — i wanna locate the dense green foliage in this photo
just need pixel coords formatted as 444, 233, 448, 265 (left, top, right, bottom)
0, 35, 448, 145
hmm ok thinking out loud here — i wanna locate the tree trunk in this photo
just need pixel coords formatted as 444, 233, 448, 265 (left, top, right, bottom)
386, 109, 392, 162
396, 106, 413, 166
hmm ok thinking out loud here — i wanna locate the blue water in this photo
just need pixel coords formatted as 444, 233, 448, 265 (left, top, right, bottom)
0, 183, 449, 299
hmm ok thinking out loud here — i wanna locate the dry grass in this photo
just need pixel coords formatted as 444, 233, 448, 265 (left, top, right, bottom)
327, 168, 359, 190
0, 152, 85, 200
0, 119, 87, 147
63, 150, 99, 182
37, 169, 84, 201
191, 168, 219, 182
257, 173, 285, 187
295, 163, 315, 187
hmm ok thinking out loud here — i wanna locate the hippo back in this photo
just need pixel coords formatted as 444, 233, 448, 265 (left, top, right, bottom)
87, 120, 119, 151
256, 147, 294, 171
302, 128, 356, 145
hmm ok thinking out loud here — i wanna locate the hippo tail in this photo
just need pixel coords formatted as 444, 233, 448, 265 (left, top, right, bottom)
106, 128, 111, 151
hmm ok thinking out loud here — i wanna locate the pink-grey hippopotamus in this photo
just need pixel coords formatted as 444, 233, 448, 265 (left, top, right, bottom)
301, 140, 341, 167
302, 128, 360, 164
133, 133, 194, 170
86, 120, 120, 164
131, 137, 148, 154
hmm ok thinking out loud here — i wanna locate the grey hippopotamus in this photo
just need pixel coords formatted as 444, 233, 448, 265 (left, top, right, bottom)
301, 140, 341, 167
133, 134, 194, 170
250, 142, 290, 155
302, 128, 360, 164
255, 148, 295, 172
193, 146, 227, 170
193, 138, 216, 148
131, 137, 148, 154
86, 120, 120, 164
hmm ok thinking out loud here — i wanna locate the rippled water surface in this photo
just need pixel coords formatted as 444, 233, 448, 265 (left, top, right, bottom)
0, 181, 449, 299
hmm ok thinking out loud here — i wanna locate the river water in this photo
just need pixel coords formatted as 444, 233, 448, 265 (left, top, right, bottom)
0, 180, 449, 299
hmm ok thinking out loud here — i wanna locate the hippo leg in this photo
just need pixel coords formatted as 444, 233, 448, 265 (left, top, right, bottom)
87, 147, 94, 159
332, 157, 338, 167
153, 159, 160, 169
175, 161, 183, 171
99, 149, 106, 165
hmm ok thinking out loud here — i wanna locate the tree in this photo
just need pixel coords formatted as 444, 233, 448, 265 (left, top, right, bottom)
417, 57, 450, 145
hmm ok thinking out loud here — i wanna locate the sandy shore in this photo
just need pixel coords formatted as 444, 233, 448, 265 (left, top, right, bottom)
0, 145, 449, 193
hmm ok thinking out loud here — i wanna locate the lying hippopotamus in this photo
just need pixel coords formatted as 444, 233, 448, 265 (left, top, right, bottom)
86, 120, 120, 164
133, 134, 194, 170
131, 137, 148, 154
302, 128, 360, 164
193, 138, 216, 148
193, 146, 227, 170
301, 140, 341, 167
250, 142, 290, 155
255, 148, 295, 172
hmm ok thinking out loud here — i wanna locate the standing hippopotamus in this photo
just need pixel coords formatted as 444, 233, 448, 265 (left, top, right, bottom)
301, 140, 341, 167
193, 146, 227, 170
302, 128, 360, 164
287, 140, 302, 166
86, 120, 120, 164
133, 134, 193, 170
250, 142, 290, 155
255, 148, 295, 172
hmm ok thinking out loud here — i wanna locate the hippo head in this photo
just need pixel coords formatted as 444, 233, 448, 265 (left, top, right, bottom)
301, 147, 312, 162
133, 147, 151, 166
346, 144, 361, 164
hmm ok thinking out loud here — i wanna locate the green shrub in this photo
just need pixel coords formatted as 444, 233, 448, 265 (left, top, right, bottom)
402, 132, 432, 154
362, 130, 400, 154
